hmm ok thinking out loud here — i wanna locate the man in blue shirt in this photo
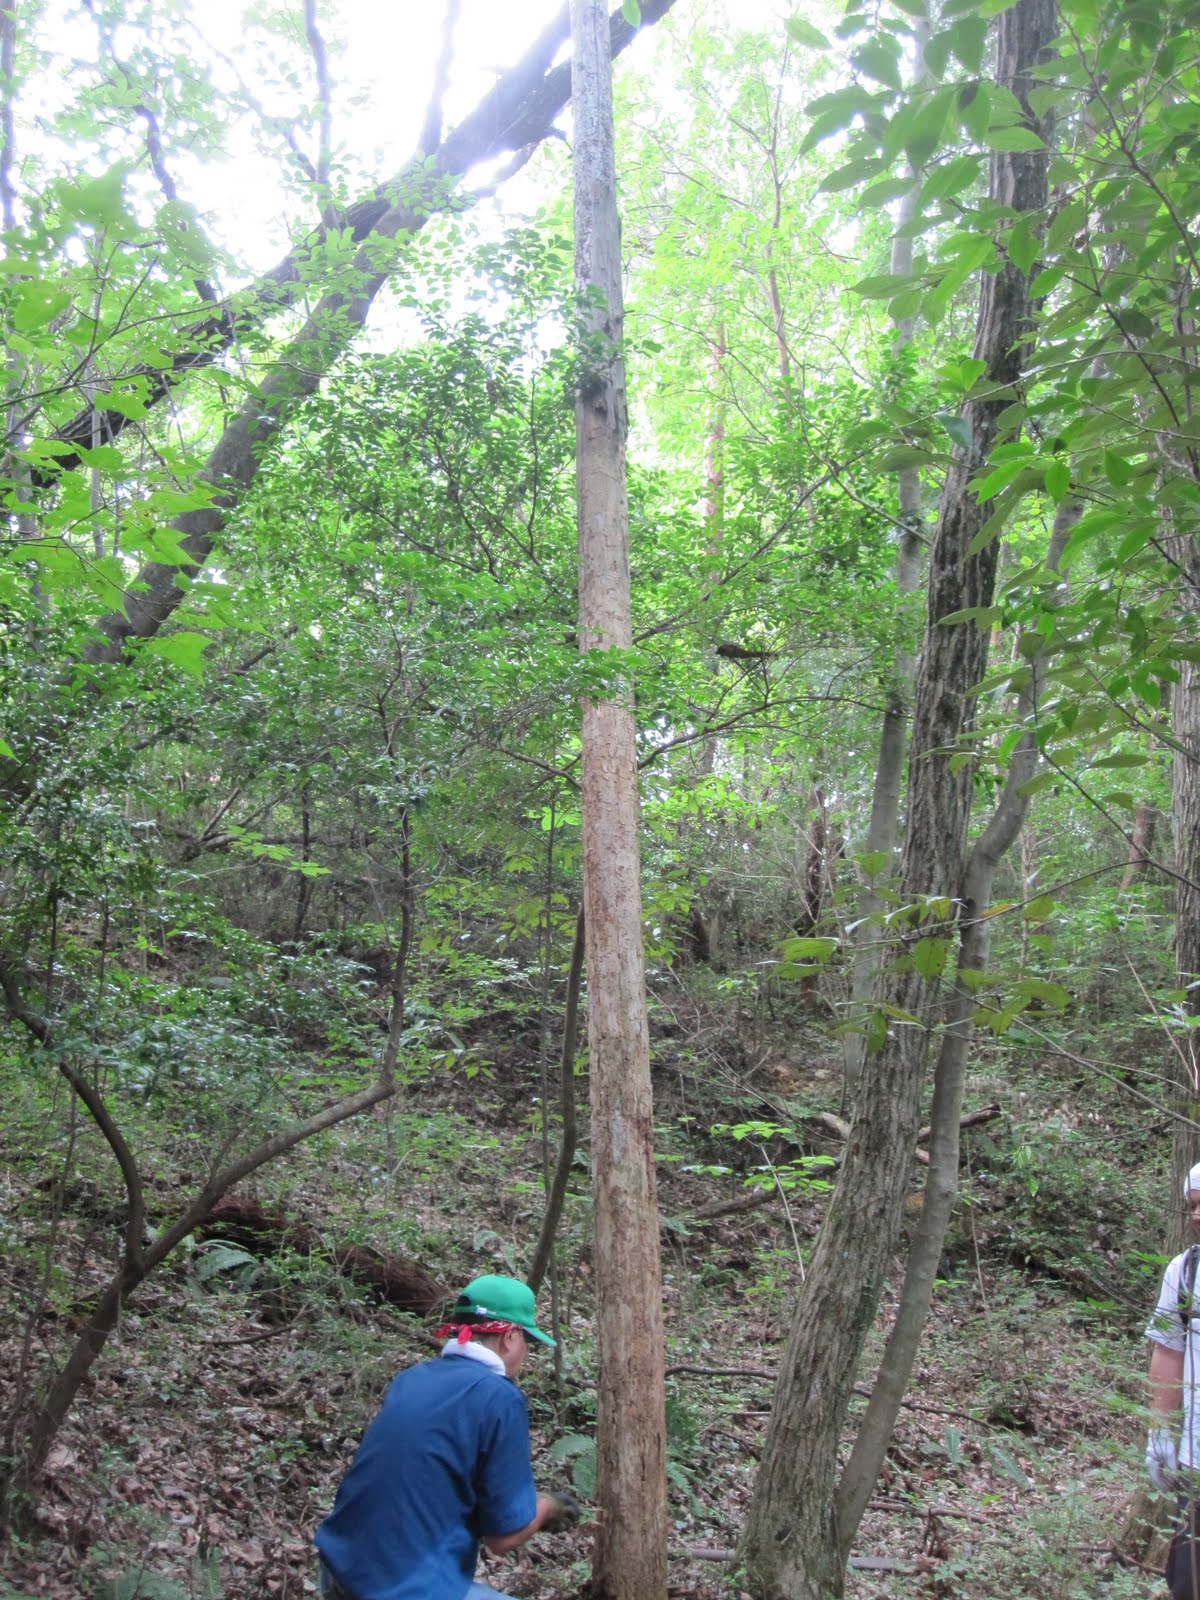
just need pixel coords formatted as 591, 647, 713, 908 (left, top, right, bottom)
315, 1274, 580, 1600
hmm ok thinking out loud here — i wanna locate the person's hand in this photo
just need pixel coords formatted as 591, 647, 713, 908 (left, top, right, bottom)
540, 1488, 582, 1533
1148, 1427, 1179, 1491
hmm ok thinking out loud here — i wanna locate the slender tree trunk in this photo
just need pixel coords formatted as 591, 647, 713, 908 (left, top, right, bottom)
572, 3, 667, 1595
1120, 801, 1158, 890
0, 950, 399, 1515
842, 20, 929, 1092
836, 497, 1076, 1542
739, 6, 1054, 1594
529, 908, 584, 1295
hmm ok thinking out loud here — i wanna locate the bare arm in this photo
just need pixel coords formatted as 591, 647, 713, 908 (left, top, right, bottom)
1150, 1340, 1185, 1424
482, 1491, 561, 1556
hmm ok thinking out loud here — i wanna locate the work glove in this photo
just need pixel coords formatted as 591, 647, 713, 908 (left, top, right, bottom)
1148, 1428, 1180, 1492
541, 1488, 583, 1533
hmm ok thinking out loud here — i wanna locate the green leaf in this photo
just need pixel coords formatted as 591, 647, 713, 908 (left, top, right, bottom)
75, 444, 127, 473
63, 165, 129, 228
913, 935, 951, 979
958, 81, 992, 143
984, 1440, 1029, 1487
621, 0, 641, 23
1029, 263, 1067, 296
936, 412, 973, 450
877, 445, 937, 470
857, 849, 891, 877
786, 16, 829, 47
1005, 220, 1039, 275
921, 153, 983, 204
1023, 894, 1055, 920
860, 176, 916, 207
12, 281, 71, 332
1016, 772, 1057, 802
0, 736, 14, 760
985, 124, 1046, 152
853, 37, 903, 90
924, 30, 954, 79
142, 631, 212, 680
820, 157, 887, 194
1044, 457, 1070, 502
1090, 751, 1149, 768
1103, 449, 1133, 487
778, 936, 839, 961
853, 272, 916, 300
948, 14, 987, 72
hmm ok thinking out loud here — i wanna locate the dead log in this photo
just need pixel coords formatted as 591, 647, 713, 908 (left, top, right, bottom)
199, 1196, 447, 1314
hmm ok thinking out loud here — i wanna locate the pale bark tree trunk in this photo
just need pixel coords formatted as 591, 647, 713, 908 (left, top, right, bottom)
842, 19, 930, 1092
739, 4, 1055, 1594
571, 3, 668, 1597
1120, 800, 1159, 890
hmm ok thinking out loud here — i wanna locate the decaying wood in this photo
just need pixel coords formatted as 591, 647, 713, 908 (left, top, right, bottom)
664, 1187, 781, 1227
200, 1196, 446, 1313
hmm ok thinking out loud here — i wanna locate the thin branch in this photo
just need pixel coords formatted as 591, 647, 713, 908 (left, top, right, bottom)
0, 953, 145, 1271
420, 0, 461, 155
0, 2, 16, 231
302, 0, 334, 206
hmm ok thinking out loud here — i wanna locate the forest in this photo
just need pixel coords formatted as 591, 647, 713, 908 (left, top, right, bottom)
0, 0, 1196, 1595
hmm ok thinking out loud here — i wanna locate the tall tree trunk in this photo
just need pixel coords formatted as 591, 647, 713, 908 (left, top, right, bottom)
836, 496, 1075, 1542
739, 5, 1055, 1594
571, 4, 668, 1597
842, 19, 929, 1092
1120, 800, 1158, 890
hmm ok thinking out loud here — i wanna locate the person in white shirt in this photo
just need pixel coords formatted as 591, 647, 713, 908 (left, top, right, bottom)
1147, 1162, 1200, 1599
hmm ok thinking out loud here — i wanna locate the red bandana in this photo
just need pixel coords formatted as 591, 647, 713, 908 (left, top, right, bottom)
435, 1320, 517, 1344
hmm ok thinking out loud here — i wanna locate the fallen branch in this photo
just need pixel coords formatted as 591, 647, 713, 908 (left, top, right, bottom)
661, 1187, 781, 1232
814, 1103, 1001, 1166
870, 1496, 990, 1525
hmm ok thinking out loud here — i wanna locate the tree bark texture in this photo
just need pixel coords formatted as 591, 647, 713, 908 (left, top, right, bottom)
739, 5, 1055, 1595
77, 0, 678, 663
836, 496, 1074, 1543
528, 908, 585, 1295
572, 3, 668, 1596
843, 19, 930, 1091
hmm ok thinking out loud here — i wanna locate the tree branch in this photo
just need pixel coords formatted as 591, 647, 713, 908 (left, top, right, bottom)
42, 0, 678, 487
419, 0, 461, 155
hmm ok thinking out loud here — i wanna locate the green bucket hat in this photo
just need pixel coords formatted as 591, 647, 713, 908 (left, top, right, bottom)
454, 1273, 556, 1346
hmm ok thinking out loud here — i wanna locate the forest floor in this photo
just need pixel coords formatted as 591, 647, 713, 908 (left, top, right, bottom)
0, 994, 1172, 1600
